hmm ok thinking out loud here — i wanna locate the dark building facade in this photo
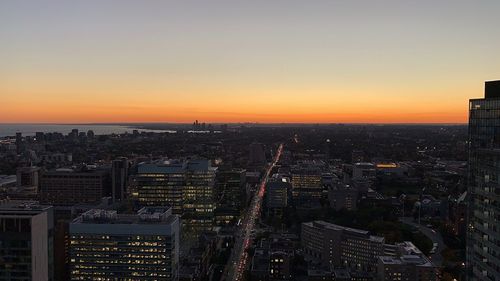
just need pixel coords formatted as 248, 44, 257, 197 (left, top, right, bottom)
467, 80, 500, 280
0, 201, 54, 281
111, 157, 129, 202
40, 169, 110, 206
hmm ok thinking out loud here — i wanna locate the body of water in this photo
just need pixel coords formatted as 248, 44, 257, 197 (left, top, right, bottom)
0, 124, 171, 138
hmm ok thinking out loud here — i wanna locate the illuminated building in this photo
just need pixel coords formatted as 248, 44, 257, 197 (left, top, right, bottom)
0, 200, 54, 281
182, 160, 217, 236
467, 80, 500, 280
301, 221, 385, 272
40, 168, 110, 206
135, 160, 216, 237
69, 207, 180, 281
291, 161, 324, 208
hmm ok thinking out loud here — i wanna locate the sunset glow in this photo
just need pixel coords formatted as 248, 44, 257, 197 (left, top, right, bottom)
1, 0, 500, 123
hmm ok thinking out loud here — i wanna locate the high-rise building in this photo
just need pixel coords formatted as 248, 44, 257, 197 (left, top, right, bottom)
214, 169, 246, 225
467, 80, 500, 280
0, 200, 54, 281
15, 132, 23, 154
69, 207, 180, 281
40, 168, 110, 206
111, 157, 129, 202
134, 160, 216, 236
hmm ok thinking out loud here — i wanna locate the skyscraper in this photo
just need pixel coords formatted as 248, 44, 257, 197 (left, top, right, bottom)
467, 80, 500, 280
111, 157, 129, 202
0, 200, 54, 281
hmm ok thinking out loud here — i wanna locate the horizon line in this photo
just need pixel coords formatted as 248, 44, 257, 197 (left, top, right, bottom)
0, 122, 468, 125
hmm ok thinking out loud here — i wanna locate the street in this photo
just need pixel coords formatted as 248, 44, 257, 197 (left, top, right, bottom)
224, 143, 284, 281
399, 217, 445, 266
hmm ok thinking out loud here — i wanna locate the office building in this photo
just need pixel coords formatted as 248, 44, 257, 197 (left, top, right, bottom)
69, 207, 180, 281
0, 200, 54, 281
328, 183, 358, 211
40, 168, 110, 206
291, 161, 324, 208
266, 175, 290, 216
111, 157, 129, 202
214, 169, 246, 225
250, 236, 295, 281
16, 166, 40, 188
467, 80, 500, 280
377, 242, 438, 281
301, 221, 385, 272
135, 160, 216, 236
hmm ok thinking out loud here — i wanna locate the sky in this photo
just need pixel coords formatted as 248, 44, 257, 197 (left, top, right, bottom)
1, 0, 500, 124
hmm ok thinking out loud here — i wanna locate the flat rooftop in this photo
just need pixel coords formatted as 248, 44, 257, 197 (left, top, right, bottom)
72, 207, 177, 225
0, 200, 52, 213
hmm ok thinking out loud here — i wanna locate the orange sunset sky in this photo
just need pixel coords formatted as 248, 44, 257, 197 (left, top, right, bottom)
1, 1, 500, 124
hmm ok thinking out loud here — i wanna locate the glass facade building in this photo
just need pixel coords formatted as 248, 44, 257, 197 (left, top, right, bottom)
467, 80, 500, 280
69, 207, 180, 281
133, 160, 216, 238
0, 201, 54, 281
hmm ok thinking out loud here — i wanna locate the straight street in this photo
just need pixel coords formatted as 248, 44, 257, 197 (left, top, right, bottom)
224, 143, 283, 281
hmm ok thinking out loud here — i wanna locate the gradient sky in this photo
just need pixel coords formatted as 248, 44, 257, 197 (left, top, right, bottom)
1, 0, 500, 123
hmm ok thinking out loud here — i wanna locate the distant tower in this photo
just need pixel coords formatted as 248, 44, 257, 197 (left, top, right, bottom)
15, 132, 23, 154
111, 157, 129, 202
86, 130, 95, 139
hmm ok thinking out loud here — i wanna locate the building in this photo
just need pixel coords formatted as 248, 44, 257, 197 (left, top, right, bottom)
0, 200, 54, 281
377, 242, 438, 281
134, 159, 216, 236
250, 236, 295, 281
249, 142, 266, 166
301, 221, 385, 272
328, 183, 358, 211
40, 168, 110, 206
467, 80, 500, 280
16, 166, 40, 188
214, 169, 246, 224
111, 157, 129, 202
267, 176, 290, 208
69, 207, 180, 281
291, 161, 324, 208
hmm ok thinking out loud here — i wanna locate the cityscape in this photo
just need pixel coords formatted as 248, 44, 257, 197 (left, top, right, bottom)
1, 1, 500, 281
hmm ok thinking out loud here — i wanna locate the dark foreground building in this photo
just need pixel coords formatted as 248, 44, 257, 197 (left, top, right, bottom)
0, 200, 54, 281
467, 80, 500, 280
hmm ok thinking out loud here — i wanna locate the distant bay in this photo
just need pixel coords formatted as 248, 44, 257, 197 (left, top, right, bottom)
0, 124, 172, 138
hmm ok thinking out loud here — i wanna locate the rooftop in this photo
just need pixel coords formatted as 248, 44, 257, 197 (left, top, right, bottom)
0, 200, 52, 213
72, 206, 176, 225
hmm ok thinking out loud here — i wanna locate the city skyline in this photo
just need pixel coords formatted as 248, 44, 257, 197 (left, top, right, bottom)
2, 0, 500, 123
